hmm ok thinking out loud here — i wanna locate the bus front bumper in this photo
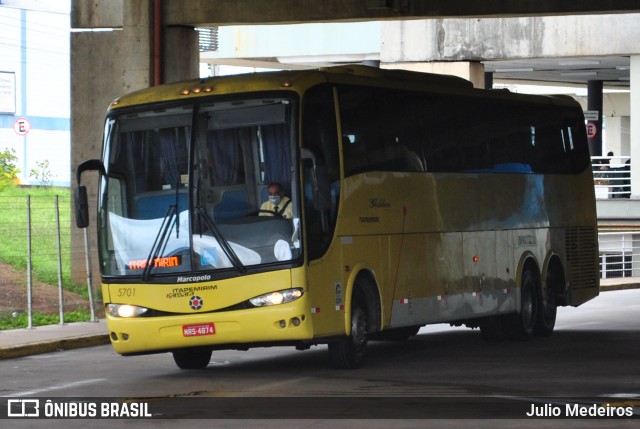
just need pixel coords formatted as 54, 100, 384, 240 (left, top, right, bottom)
105, 300, 313, 355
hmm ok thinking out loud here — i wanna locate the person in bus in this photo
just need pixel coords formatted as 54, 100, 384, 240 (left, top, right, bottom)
260, 182, 293, 219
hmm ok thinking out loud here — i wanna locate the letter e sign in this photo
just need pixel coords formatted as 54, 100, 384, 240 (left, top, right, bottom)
13, 118, 31, 136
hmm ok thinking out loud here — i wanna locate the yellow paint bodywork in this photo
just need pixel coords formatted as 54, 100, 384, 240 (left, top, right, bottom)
308, 167, 598, 334
99, 66, 599, 354
103, 267, 313, 355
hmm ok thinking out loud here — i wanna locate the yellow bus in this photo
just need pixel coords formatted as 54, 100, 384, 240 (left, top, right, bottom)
75, 65, 599, 369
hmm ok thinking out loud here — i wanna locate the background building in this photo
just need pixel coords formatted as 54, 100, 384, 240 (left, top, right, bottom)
0, 0, 70, 186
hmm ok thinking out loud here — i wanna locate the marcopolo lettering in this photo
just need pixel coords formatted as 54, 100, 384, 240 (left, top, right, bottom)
176, 274, 212, 283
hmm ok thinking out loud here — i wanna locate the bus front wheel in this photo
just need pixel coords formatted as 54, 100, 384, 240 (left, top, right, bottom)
172, 348, 212, 369
328, 293, 369, 369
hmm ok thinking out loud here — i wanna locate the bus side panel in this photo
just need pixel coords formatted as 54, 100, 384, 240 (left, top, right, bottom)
496, 230, 518, 313
384, 233, 430, 328
388, 231, 465, 326
388, 230, 519, 327
462, 230, 516, 317
307, 236, 352, 338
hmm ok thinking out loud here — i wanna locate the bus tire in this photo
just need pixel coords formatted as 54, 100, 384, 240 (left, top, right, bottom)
505, 269, 538, 341
328, 291, 369, 369
172, 348, 212, 369
535, 270, 558, 337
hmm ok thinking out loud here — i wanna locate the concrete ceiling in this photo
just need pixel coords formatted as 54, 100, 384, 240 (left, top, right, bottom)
163, 0, 640, 27
202, 52, 632, 90
484, 55, 630, 88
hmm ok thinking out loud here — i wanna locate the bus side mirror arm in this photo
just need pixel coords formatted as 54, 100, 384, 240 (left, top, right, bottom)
74, 159, 104, 229
76, 159, 105, 185
301, 149, 331, 211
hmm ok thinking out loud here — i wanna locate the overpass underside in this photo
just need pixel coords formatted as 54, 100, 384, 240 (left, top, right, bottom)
74, 0, 640, 27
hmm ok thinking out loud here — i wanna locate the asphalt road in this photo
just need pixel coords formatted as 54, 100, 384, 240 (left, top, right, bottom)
1, 289, 639, 428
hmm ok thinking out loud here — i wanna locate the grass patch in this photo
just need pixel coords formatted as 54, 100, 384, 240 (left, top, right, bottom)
0, 310, 92, 330
0, 186, 88, 299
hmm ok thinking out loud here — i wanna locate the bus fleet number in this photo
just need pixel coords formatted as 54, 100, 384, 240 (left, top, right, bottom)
117, 288, 135, 298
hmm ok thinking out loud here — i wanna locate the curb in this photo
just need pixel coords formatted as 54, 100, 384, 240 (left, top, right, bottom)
0, 334, 110, 360
599, 282, 640, 292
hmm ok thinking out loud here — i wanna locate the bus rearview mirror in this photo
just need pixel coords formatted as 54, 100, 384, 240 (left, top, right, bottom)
74, 185, 89, 228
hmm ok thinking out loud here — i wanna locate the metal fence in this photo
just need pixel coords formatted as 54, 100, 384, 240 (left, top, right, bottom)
598, 230, 640, 279
0, 193, 96, 327
592, 155, 631, 199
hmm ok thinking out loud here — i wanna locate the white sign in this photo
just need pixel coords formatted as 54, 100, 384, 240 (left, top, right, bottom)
584, 110, 599, 121
0, 71, 16, 114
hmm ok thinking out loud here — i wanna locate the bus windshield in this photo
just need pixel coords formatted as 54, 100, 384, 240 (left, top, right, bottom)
98, 97, 300, 278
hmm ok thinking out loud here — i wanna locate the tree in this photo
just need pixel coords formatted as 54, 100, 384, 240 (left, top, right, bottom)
0, 148, 20, 191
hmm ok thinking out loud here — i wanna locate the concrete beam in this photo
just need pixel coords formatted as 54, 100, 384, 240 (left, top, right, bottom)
381, 15, 640, 63
72, 0, 123, 28
158, 0, 640, 27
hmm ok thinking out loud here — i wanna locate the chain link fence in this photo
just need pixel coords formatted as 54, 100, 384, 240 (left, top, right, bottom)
0, 192, 97, 326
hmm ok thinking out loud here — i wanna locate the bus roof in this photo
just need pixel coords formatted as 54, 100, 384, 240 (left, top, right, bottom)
107, 65, 577, 112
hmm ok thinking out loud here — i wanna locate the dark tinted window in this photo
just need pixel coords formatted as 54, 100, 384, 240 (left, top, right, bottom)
302, 84, 340, 260
337, 85, 589, 177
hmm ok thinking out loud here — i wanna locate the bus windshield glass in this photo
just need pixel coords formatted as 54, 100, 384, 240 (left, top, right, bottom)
99, 97, 300, 278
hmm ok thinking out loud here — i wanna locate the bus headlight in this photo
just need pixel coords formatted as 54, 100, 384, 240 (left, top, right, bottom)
106, 304, 149, 318
249, 288, 303, 307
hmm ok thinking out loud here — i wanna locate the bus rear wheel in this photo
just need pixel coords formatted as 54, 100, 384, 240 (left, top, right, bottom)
504, 269, 538, 340
328, 293, 369, 369
172, 348, 212, 369
535, 271, 558, 337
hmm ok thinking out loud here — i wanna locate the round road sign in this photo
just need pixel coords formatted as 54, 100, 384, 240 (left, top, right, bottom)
13, 118, 31, 136
586, 121, 597, 139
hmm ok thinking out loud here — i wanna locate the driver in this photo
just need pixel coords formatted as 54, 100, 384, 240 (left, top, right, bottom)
260, 182, 293, 219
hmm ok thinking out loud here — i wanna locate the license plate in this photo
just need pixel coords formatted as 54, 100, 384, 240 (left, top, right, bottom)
182, 323, 216, 337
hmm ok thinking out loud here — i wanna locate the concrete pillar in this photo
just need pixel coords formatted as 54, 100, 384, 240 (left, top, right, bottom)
71, 1, 200, 288
631, 55, 640, 198
587, 80, 604, 157
632, 234, 640, 277
163, 26, 200, 83
605, 116, 631, 157
484, 71, 494, 90
382, 61, 485, 88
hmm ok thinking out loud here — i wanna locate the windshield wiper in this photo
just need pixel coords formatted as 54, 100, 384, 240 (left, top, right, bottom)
142, 179, 182, 281
195, 205, 247, 274
142, 204, 178, 281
